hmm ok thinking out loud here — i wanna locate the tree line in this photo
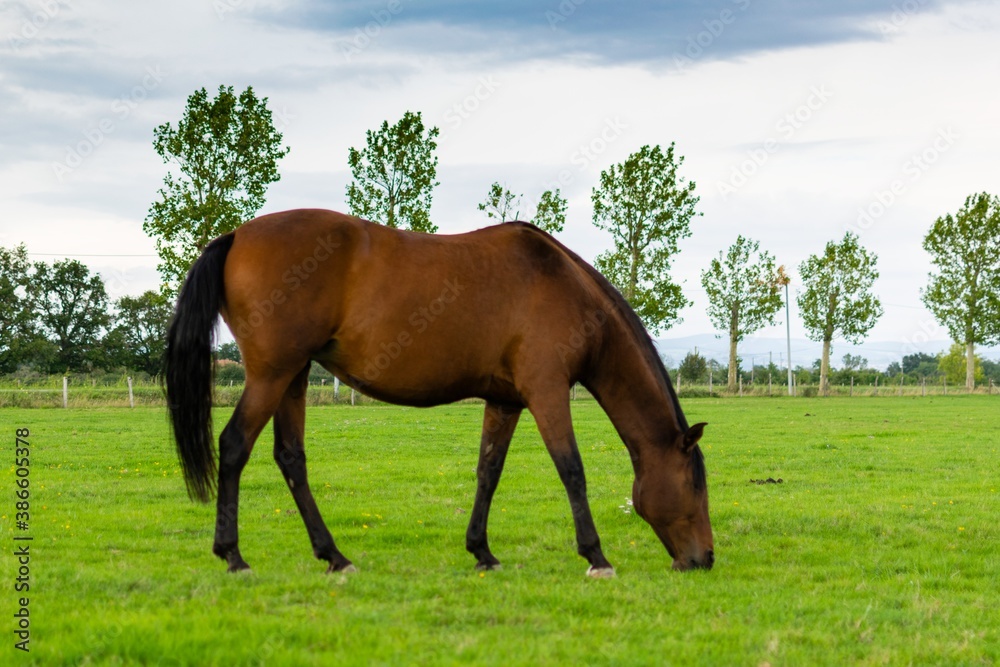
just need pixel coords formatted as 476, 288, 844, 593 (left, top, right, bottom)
2, 85, 998, 390
0, 245, 169, 377
678, 348, 1000, 389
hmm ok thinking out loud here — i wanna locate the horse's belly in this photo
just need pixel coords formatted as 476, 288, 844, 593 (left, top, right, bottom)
314, 338, 511, 407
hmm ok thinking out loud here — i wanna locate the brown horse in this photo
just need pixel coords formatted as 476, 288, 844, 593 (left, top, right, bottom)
165, 209, 713, 577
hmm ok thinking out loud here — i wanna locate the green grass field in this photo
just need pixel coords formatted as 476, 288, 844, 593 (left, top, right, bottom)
3, 396, 998, 666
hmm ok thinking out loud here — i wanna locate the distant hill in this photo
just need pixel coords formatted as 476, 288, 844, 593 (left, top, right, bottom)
653, 335, 1000, 371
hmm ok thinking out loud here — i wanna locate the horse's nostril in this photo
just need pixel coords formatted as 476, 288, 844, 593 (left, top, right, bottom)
705, 549, 715, 566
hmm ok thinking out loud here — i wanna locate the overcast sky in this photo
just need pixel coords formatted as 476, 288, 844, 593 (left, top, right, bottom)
2, 0, 998, 364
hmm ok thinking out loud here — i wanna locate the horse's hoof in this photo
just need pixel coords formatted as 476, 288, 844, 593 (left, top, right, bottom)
586, 566, 616, 579
327, 563, 357, 574
475, 562, 501, 571
224, 553, 251, 573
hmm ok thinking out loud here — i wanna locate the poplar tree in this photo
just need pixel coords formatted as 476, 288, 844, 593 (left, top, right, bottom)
347, 111, 440, 233
921, 192, 1000, 390
797, 232, 883, 395
591, 143, 699, 334
477, 184, 566, 234
701, 236, 784, 392
144, 85, 289, 294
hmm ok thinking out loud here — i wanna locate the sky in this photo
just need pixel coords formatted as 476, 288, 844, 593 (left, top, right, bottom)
2, 0, 999, 368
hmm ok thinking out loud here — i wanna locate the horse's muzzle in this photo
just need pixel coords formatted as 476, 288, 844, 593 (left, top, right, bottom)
672, 548, 714, 571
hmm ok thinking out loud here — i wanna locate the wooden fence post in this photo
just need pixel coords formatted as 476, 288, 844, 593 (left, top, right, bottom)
127, 377, 134, 408
62, 376, 68, 408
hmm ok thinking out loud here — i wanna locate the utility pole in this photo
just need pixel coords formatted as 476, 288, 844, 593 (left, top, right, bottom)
781, 268, 793, 396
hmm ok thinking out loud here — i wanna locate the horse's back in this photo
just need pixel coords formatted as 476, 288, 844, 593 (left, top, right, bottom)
222, 210, 606, 403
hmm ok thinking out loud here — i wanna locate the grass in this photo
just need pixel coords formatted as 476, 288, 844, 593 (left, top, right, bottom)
2, 396, 999, 665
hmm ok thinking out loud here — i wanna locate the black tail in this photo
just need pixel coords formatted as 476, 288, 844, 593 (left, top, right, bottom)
165, 233, 236, 503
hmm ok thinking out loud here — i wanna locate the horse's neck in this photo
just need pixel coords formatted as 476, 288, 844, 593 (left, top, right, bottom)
584, 325, 683, 469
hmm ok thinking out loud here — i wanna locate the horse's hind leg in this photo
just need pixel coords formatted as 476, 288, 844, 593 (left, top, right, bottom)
273, 363, 354, 573
214, 373, 292, 572
466, 402, 522, 570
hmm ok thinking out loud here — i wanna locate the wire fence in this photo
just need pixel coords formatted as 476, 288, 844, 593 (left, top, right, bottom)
0, 375, 996, 409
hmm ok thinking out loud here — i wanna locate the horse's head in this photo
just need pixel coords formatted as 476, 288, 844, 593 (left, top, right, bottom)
632, 422, 714, 571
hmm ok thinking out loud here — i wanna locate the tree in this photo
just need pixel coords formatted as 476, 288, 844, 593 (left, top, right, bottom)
0, 244, 31, 373
981, 358, 1000, 385
478, 182, 521, 222
531, 189, 567, 235
902, 352, 938, 375
347, 111, 440, 233
144, 85, 289, 294
939, 342, 984, 386
29, 259, 110, 372
478, 184, 567, 235
216, 341, 242, 363
678, 349, 708, 383
921, 192, 1000, 390
841, 354, 867, 372
591, 143, 700, 334
700, 235, 783, 392
797, 232, 883, 395
104, 291, 173, 376
215, 359, 246, 385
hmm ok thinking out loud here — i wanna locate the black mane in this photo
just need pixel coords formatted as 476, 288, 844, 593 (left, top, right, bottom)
514, 223, 707, 491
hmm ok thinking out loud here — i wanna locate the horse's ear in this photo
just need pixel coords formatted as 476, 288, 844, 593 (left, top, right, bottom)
683, 422, 707, 452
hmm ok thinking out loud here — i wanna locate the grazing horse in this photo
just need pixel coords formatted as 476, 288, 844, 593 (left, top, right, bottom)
165, 209, 714, 577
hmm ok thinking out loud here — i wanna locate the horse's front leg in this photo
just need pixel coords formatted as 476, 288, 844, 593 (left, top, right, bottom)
527, 390, 614, 578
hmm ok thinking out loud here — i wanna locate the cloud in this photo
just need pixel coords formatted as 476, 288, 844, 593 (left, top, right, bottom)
262, 0, 953, 67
